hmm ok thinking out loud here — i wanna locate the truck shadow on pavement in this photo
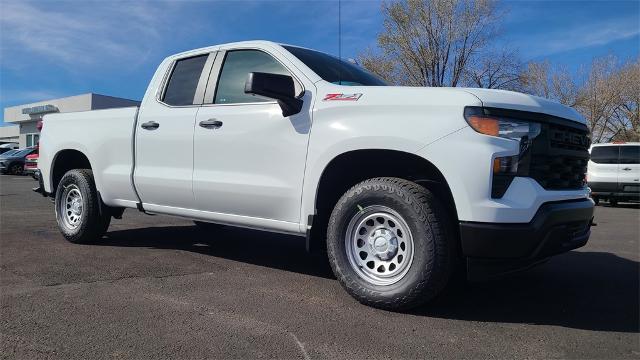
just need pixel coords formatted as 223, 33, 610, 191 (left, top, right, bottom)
102, 225, 639, 334
423, 251, 639, 333
102, 224, 335, 279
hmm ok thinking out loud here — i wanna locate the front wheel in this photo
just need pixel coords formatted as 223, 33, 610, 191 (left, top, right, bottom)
327, 177, 454, 311
55, 169, 111, 244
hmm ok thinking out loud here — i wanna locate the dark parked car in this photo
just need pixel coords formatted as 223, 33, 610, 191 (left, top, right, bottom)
0, 143, 19, 155
0, 147, 37, 175
25, 152, 39, 179
0, 149, 18, 158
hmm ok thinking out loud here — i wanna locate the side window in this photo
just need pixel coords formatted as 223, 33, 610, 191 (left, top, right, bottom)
162, 55, 209, 106
214, 50, 290, 104
590, 146, 619, 164
620, 146, 640, 164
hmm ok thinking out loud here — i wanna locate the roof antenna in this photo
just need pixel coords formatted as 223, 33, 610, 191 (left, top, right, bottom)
338, 0, 342, 84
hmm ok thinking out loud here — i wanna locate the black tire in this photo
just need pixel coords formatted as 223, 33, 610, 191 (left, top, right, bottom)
592, 196, 600, 206
326, 177, 453, 311
54, 169, 111, 244
9, 163, 23, 175
609, 198, 618, 207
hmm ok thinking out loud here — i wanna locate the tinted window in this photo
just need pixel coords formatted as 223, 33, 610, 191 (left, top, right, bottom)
620, 146, 640, 164
590, 146, 619, 164
215, 50, 290, 104
162, 54, 208, 106
284, 46, 387, 86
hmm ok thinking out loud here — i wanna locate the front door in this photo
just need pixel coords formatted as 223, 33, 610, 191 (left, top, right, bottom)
192, 49, 312, 225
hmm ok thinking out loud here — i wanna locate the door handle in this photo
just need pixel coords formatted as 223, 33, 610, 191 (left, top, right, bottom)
622, 167, 632, 171
141, 121, 159, 130
199, 119, 223, 129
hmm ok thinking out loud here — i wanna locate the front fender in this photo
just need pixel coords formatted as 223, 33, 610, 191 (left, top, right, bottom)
299, 103, 470, 231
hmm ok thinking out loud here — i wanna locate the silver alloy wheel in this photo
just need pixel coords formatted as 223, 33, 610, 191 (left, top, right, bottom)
59, 184, 83, 230
345, 205, 414, 286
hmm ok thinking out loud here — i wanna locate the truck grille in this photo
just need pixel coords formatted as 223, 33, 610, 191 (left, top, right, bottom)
526, 122, 590, 190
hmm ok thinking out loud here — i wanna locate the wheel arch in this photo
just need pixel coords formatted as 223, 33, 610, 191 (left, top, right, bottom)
51, 149, 94, 195
307, 149, 458, 252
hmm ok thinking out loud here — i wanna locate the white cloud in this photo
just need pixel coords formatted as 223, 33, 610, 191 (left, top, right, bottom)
517, 16, 640, 58
0, 0, 175, 70
0, 89, 64, 104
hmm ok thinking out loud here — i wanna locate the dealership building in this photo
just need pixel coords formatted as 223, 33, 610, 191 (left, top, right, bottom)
2, 93, 139, 148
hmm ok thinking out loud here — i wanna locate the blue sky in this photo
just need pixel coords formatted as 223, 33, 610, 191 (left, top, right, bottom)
1, 0, 639, 124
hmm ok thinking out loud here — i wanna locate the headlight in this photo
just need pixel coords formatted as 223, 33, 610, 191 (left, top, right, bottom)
464, 107, 544, 198
464, 107, 541, 141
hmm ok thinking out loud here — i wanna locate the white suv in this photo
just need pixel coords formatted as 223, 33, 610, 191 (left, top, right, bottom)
588, 142, 640, 205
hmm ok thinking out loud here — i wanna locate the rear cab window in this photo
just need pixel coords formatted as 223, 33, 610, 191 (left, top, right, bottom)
162, 54, 209, 106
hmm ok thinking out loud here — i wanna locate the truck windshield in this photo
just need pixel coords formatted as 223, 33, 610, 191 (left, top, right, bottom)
283, 46, 387, 86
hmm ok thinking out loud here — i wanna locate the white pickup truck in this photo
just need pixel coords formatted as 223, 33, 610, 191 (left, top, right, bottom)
37, 41, 594, 310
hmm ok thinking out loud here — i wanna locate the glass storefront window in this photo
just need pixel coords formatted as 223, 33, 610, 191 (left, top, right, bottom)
26, 133, 40, 147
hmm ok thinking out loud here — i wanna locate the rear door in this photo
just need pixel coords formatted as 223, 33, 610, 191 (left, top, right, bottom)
588, 145, 619, 192
134, 52, 215, 209
618, 145, 640, 191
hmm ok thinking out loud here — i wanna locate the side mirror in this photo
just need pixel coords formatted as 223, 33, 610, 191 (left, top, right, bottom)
244, 72, 303, 117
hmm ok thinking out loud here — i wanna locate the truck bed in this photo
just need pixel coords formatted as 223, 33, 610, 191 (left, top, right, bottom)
40, 107, 140, 207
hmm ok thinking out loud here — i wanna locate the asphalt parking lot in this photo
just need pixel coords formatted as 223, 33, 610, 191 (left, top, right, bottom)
1, 174, 638, 359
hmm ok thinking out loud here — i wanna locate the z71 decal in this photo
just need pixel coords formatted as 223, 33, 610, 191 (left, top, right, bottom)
323, 93, 363, 101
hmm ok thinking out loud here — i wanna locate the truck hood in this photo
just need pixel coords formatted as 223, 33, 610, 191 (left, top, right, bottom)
459, 88, 586, 125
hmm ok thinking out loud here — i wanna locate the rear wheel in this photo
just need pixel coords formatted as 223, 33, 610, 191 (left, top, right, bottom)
55, 169, 111, 244
592, 196, 600, 206
609, 198, 618, 207
327, 177, 453, 311
9, 163, 23, 175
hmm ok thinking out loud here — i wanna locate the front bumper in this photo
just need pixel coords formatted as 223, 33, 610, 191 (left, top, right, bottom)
460, 198, 594, 280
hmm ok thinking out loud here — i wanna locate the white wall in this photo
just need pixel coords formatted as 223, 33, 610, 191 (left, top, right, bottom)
4, 94, 93, 124
0, 125, 19, 144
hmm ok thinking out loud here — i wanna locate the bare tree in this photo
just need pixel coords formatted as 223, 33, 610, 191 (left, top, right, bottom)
521, 56, 640, 142
612, 60, 640, 141
462, 48, 523, 90
360, 0, 506, 87
578, 56, 629, 142
519, 60, 581, 107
